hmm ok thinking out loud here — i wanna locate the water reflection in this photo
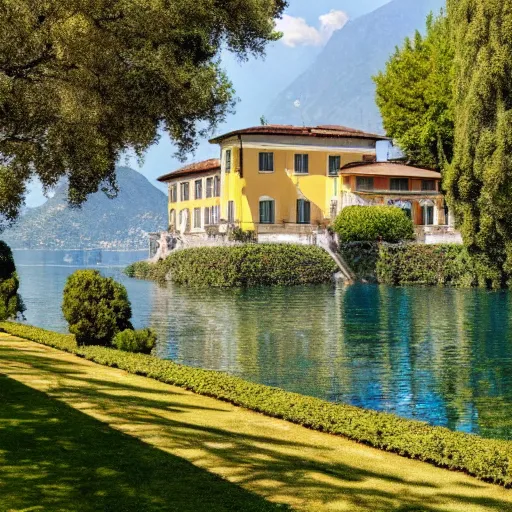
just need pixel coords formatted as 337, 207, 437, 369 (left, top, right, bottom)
148, 283, 512, 440
13, 250, 512, 440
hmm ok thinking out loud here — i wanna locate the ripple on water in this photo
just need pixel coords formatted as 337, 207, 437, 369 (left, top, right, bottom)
13, 250, 512, 440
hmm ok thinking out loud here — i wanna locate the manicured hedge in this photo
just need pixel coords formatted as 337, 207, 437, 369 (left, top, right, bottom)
2, 321, 512, 487
333, 206, 415, 243
125, 244, 338, 287
377, 244, 501, 287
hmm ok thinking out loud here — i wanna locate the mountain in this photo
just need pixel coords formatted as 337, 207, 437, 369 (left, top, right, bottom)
2, 167, 167, 250
266, 0, 446, 133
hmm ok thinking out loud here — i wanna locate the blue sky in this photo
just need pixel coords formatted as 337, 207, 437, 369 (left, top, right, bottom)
27, 0, 391, 206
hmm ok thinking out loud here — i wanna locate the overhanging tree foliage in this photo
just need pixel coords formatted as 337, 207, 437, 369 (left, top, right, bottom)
445, 0, 512, 286
0, 0, 286, 226
374, 12, 453, 170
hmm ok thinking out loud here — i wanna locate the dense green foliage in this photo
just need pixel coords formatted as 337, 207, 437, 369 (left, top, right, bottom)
374, 12, 454, 170
0, 0, 286, 227
376, 243, 499, 287
112, 328, 156, 355
62, 270, 133, 346
126, 245, 338, 287
228, 227, 257, 243
333, 206, 415, 243
340, 242, 381, 282
0, 241, 24, 320
444, 1, 512, 287
3, 321, 512, 488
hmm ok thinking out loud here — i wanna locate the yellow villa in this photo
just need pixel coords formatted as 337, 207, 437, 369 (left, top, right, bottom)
157, 124, 449, 242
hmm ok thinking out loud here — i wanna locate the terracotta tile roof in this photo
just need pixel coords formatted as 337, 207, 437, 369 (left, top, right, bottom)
340, 162, 441, 179
209, 124, 389, 144
157, 158, 221, 182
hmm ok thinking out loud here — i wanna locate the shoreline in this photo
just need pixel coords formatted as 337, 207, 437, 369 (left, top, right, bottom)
2, 321, 512, 489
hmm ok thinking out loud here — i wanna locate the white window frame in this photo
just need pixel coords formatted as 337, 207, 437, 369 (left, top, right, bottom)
211, 205, 220, 225
180, 181, 190, 202
204, 206, 211, 226
206, 177, 213, 198
193, 207, 202, 230
194, 179, 203, 200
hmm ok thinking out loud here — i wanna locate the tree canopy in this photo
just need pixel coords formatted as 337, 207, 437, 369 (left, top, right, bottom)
444, 0, 512, 286
0, 0, 286, 227
374, 12, 453, 171
0, 240, 24, 320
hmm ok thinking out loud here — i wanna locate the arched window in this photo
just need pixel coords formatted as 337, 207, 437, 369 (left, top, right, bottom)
259, 196, 275, 224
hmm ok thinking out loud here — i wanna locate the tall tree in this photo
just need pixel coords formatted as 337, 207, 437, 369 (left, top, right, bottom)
445, 0, 512, 285
0, 240, 24, 320
374, 12, 453, 171
0, 0, 286, 227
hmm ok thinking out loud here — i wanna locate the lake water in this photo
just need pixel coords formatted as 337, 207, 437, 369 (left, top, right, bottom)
12, 249, 512, 441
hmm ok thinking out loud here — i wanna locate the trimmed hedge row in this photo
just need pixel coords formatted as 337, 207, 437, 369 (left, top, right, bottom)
332, 206, 415, 243
376, 244, 500, 287
125, 244, 338, 287
2, 321, 512, 487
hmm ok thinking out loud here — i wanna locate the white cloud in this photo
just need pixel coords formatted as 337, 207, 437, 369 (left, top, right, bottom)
276, 10, 349, 48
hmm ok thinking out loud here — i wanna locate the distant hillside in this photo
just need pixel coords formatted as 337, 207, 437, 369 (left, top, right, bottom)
2, 167, 167, 250
266, 0, 445, 133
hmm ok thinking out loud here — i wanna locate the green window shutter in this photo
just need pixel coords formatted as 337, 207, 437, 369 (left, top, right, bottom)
260, 201, 267, 223
259, 200, 274, 224
297, 200, 311, 224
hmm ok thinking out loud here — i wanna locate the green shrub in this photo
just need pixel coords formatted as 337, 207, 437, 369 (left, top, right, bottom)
333, 206, 415, 243
228, 227, 257, 243
376, 244, 501, 287
126, 245, 338, 287
0, 241, 25, 321
2, 320, 512, 488
113, 328, 157, 354
62, 270, 133, 346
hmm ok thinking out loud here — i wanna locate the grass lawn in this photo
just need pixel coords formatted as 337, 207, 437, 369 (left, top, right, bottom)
0, 375, 287, 512
1, 334, 512, 512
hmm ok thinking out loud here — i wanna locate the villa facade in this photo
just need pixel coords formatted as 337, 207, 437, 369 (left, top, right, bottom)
157, 125, 448, 239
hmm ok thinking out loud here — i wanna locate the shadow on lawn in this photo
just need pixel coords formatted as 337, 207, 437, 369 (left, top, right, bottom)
0, 375, 290, 512
1, 343, 512, 512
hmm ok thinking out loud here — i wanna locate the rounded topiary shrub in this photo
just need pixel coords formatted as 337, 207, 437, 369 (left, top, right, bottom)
333, 206, 415, 243
113, 328, 157, 354
0, 240, 25, 321
62, 269, 133, 346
